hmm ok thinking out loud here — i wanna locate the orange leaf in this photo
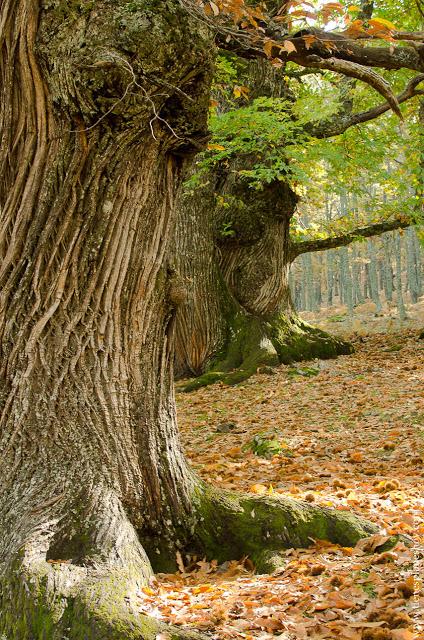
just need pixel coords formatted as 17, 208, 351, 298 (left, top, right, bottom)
303, 34, 316, 49
391, 630, 416, 640
249, 483, 268, 494
369, 17, 397, 31
281, 40, 297, 53
193, 584, 214, 594
349, 452, 363, 462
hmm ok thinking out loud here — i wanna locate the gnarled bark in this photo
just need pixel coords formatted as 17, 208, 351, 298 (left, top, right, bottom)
174, 169, 351, 390
174, 60, 351, 387
0, 1, 213, 636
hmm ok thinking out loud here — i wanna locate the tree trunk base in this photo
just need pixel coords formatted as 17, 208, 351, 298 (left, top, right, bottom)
180, 312, 353, 391
0, 557, 208, 640
1, 481, 400, 638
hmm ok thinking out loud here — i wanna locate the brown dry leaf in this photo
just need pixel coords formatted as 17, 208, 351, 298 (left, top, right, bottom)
281, 40, 297, 53
355, 534, 391, 553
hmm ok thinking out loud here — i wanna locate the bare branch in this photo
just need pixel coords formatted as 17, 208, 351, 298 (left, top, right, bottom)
290, 218, 412, 258
301, 55, 403, 117
393, 31, 424, 41
307, 74, 424, 139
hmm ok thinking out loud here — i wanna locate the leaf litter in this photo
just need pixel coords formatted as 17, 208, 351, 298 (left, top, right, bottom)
138, 328, 423, 639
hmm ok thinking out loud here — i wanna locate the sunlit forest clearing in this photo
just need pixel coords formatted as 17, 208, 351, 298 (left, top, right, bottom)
0, 0, 423, 639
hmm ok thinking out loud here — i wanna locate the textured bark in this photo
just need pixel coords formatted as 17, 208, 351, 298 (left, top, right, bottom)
0, 1, 214, 636
174, 171, 352, 389
174, 60, 351, 385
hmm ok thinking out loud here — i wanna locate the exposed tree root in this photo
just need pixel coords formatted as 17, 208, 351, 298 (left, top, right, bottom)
192, 485, 379, 572
0, 484, 390, 638
181, 313, 352, 391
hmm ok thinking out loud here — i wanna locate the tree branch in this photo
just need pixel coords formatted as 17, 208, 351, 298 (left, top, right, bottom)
216, 25, 422, 115
216, 28, 424, 73
299, 55, 404, 116
306, 74, 424, 139
181, 1, 423, 118
290, 217, 412, 258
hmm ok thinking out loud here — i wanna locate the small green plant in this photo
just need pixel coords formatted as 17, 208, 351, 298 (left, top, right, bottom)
219, 221, 236, 238
243, 433, 283, 458
328, 314, 347, 323
356, 571, 377, 599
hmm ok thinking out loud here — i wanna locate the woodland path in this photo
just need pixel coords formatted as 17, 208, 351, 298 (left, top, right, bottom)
138, 325, 424, 640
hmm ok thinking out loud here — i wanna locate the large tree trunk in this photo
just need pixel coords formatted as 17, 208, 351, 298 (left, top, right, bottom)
174, 169, 351, 390
0, 2, 211, 636
0, 3, 380, 638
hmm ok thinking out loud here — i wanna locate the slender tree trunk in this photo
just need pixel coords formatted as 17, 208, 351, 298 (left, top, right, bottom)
395, 233, 407, 321
340, 246, 354, 317
327, 250, 335, 306
351, 245, 364, 307
367, 239, 383, 314
382, 233, 394, 303
406, 227, 421, 303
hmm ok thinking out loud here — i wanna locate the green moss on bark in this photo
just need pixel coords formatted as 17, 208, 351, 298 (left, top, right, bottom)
191, 484, 377, 570
181, 309, 352, 391
0, 562, 206, 640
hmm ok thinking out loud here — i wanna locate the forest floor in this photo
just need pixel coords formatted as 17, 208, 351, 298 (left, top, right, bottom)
137, 303, 424, 640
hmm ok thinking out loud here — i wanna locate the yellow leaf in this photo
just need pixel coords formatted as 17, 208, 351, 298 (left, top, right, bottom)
263, 39, 275, 57
369, 17, 397, 31
207, 143, 226, 151
209, 1, 220, 16
193, 584, 214, 594
249, 483, 268, 494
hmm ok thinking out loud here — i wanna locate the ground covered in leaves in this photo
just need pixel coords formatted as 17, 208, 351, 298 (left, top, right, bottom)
137, 322, 423, 640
